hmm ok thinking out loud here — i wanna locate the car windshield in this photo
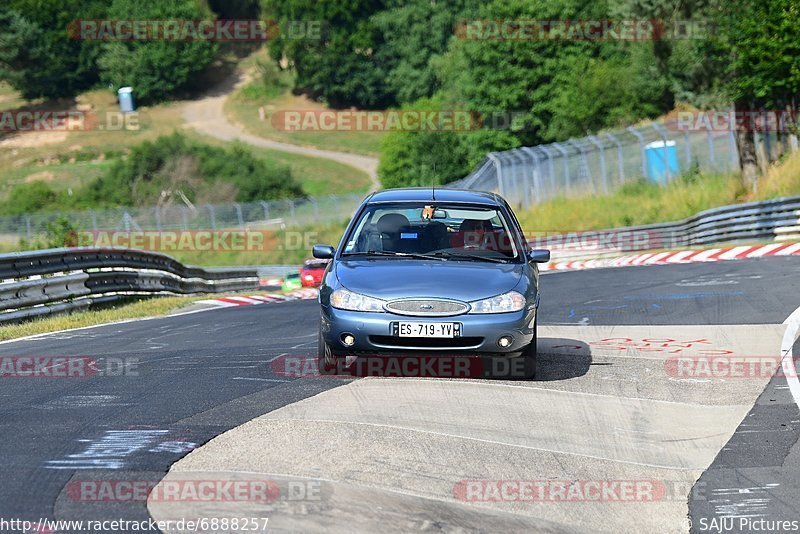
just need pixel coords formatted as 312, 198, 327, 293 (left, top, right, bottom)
341, 203, 520, 261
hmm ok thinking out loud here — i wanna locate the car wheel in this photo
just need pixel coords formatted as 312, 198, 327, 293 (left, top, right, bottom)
317, 327, 342, 375
522, 317, 538, 379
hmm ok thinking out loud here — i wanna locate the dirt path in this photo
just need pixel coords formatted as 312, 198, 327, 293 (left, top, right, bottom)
182, 72, 379, 190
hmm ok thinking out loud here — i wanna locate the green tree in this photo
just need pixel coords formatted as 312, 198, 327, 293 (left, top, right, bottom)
371, 0, 479, 105
711, 0, 800, 188
207, 0, 260, 19
378, 95, 472, 188
540, 50, 669, 140
264, 0, 390, 108
97, 0, 219, 104
0, 0, 108, 100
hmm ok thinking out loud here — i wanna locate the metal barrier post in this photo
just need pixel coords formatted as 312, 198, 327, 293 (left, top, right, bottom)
606, 133, 625, 184
627, 127, 647, 179
487, 153, 505, 197
234, 203, 245, 229
551, 142, 571, 195
206, 205, 216, 231
588, 136, 608, 194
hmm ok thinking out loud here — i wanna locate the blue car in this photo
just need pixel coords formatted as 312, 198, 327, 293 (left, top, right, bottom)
313, 188, 550, 378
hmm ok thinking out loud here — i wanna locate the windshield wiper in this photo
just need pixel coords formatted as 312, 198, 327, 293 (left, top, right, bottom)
342, 250, 446, 261
432, 252, 509, 264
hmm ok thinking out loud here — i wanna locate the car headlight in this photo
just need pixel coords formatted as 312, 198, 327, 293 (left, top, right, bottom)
330, 288, 386, 312
469, 291, 526, 314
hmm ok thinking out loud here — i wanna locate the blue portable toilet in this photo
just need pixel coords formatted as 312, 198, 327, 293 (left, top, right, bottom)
644, 140, 679, 185
117, 87, 135, 113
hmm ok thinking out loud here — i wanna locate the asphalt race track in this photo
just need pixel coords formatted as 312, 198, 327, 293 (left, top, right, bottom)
1, 256, 799, 533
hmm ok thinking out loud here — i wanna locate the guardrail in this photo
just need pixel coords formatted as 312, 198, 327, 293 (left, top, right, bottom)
541, 195, 800, 263
0, 248, 261, 324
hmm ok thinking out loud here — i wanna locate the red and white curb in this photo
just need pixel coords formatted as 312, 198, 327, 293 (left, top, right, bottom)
541, 242, 800, 272
196, 288, 319, 308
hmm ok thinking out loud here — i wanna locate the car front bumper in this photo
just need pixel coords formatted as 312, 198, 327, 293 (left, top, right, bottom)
320, 305, 536, 354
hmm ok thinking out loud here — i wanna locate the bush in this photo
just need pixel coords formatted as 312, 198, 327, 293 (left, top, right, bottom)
18, 216, 79, 250
3, 182, 62, 215
84, 132, 304, 206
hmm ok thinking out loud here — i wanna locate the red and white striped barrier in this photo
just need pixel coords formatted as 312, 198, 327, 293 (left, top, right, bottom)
196, 288, 319, 308
541, 242, 800, 272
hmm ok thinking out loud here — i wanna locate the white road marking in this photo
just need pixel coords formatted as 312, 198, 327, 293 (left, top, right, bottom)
665, 250, 695, 263
746, 243, 784, 257
232, 377, 291, 383
718, 246, 752, 260
775, 242, 800, 256
195, 299, 239, 308
224, 296, 265, 305
780, 305, 800, 409
643, 252, 672, 264
691, 248, 722, 262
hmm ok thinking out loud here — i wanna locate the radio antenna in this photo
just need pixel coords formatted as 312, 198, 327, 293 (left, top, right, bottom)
432, 163, 436, 200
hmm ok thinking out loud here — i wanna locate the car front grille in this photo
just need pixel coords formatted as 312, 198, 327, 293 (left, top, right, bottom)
384, 299, 469, 317
369, 335, 483, 349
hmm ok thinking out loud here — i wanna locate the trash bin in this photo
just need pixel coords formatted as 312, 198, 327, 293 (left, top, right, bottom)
644, 140, 679, 185
117, 87, 135, 113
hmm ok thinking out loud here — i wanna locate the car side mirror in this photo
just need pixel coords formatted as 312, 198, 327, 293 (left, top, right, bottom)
313, 244, 335, 259
529, 249, 550, 263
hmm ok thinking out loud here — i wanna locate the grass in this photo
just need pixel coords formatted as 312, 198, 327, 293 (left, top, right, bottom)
516, 173, 748, 232
224, 51, 385, 157
753, 149, 800, 200
0, 81, 25, 111
0, 74, 370, 203
516, 148, 800, 234
273, 152, 370, 196
0, 296, 201, 341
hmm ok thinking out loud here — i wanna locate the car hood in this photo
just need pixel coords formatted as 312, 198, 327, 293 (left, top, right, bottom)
335, 259, 524, 301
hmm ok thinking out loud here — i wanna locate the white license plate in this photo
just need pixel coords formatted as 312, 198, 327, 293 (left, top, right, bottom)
393, 322, 460, 338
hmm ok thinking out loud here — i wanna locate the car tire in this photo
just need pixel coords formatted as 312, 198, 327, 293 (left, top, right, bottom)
317, 326, 342, 375
522, 317, 538, 379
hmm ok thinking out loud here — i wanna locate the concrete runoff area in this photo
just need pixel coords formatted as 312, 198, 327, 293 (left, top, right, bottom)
149, 324, 785, 533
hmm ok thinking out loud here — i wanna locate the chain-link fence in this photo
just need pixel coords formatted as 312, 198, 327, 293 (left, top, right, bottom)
1, 194, 366, 245
5, 115, 796, 245
450, 118, 794, 207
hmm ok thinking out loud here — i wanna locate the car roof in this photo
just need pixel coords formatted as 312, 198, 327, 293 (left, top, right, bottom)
365, 187, 505, 207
